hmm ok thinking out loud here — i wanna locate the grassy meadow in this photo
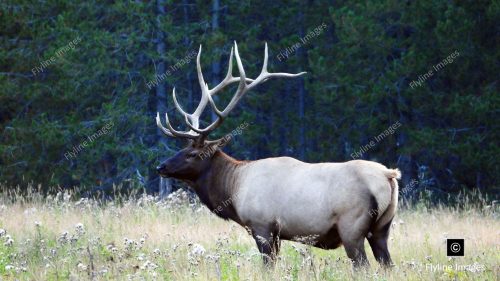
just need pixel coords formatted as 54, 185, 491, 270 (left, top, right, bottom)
0, 187, 498, 281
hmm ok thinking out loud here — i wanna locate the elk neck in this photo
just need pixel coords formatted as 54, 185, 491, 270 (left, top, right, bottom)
191, 150, 247, 224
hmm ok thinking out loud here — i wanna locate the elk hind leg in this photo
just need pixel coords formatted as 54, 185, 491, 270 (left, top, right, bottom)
368, 219, 393, 267
338, 216, 370, 268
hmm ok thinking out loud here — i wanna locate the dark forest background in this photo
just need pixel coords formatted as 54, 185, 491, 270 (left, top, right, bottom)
0, 1, 498, 200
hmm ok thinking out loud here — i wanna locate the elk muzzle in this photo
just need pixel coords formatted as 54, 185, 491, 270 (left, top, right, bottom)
156, 163, 170, 177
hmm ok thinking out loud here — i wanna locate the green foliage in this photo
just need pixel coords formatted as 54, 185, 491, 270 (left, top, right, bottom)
0, 242, 15, 275
0, 0, 498, 196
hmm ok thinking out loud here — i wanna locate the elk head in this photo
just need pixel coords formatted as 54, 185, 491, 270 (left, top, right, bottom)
156, 42, 306, 182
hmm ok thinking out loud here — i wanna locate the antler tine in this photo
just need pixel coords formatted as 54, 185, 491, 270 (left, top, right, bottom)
247, 42, 307, 90
209, 47, 256, 95
171, 88, 190, 118
172, 87, 204, 136
156, 112, 175, 137
196, 45, 207, 94
234, 41, 247, 86
191, 45, 209, 120
208, 46, 234, 94
156, 112, 198, 139
262, 42, 269, 73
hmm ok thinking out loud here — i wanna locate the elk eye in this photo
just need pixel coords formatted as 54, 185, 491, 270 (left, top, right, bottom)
187, 152, 198, 158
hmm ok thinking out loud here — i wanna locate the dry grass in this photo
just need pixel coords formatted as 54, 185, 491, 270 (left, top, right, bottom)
0, 188, 498, 280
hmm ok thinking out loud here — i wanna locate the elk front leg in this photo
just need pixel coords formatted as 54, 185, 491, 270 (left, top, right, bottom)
252, 227, 279, 266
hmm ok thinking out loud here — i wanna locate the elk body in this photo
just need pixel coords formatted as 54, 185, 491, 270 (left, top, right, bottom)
156, 42, 400, 268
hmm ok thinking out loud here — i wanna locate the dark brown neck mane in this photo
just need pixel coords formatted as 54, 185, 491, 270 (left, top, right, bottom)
192, 150, 247, 223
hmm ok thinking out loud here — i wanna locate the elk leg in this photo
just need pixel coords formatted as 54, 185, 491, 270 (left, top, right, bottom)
252, 228, 278, 265
342, 238, 369, 268
338, 217, 370, 268
272, 233, 281, 257
368, 220, 393, 267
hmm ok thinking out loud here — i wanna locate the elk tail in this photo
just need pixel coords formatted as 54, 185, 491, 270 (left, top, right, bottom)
384, 168, 401, 180
374, 168, 400, 231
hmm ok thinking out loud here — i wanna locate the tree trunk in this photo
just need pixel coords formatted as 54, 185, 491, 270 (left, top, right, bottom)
280, 83, 291, 155
397, 108, 415, 200
297, 10, 307, 160
159, 177, 172, 198
156, 0, 172, 199
210, 0, 221, 122
182, 0, 194, 110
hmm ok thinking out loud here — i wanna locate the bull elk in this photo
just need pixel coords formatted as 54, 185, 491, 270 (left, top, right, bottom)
156, 42, 400, 268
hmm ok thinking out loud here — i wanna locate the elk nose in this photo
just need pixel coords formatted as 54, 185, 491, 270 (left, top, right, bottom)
156, 165, 163, 173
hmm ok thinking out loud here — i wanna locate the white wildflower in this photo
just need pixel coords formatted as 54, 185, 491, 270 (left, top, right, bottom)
75, 223, 85, 234
190, 243, 206, 257
4, 237, 14, 246
58, 231, 69, 244
23, 208, 37, 215
77, 262, 87, 271
141, 260, 158, 271
124, 238, 133, 247
99, 268, 108, 276
137, 253, 146, 261
63, 191, 71, 202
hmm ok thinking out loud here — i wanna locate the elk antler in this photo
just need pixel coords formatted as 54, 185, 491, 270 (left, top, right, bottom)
156, 41, 306, 140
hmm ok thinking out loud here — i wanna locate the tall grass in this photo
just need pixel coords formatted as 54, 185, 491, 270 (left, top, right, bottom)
0, 184, 498, 280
